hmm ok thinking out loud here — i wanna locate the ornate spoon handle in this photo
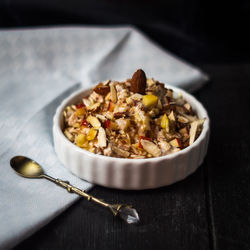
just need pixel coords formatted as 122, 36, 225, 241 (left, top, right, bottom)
43, 174, 139, 224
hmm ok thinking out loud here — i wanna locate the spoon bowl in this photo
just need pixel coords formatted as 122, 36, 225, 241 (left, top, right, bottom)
10, 155, 139, 224
10, 156, 44, 178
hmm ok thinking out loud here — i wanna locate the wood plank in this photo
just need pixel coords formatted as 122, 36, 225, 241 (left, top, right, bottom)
197, 64, 250, 250
15, 166, 210, 250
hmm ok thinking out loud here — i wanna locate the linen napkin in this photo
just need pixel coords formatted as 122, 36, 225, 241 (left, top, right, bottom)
0, 26, 208, 249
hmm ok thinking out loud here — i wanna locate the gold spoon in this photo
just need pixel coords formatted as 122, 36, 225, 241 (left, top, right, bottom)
10, 156, 139, 224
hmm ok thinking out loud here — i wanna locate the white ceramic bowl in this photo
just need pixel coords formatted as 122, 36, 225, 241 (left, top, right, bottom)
53, 85, 210, 190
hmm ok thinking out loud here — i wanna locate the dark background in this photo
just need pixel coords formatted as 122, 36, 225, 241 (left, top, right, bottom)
1, 1, 249, 250
0, 0, 250, 63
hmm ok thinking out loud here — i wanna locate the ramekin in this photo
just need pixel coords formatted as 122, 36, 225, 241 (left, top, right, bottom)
53, 85, 210, 190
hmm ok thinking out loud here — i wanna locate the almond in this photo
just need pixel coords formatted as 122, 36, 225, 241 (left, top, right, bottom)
112, 146, 130, 158
140, 139, 161, 157
93, 83, 110, 96
189, 121, 198, 145
130, 69, 146, 94
110, 83, 117, 103
97, 127, 107, 147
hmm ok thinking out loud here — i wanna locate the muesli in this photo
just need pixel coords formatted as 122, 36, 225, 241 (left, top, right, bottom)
63, 69, 205, 159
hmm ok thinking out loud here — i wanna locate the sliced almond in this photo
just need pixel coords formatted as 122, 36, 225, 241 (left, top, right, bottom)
182, 114, 198, 122
68, 113, 77, 126
126, 93, 143, 105
82, 98, 91, 107
103, 80, 110, 86
131, 93, 143, 101
112, 146, 130, 158
171, 148, 181, 153
71, 105, 76, 110
189, 121, 198, 145
97, 127, 107, 147
146, 78, 155, 86
168, 110, 175, 121
177, 115, 189, 123
158, 140, 171, 153
64, 130, 73, 141
95, 114, 106, 122
105, 92, 111, 101
184, 103, 192, 112
86, 115, 101, 129
110, 83, 117, 103
87, 102, 101, 111
197, 118, 206, 127
140, 139, 161, 157
115, 118, 130, 130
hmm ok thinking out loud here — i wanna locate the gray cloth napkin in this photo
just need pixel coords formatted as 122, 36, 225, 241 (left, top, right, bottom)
0, 26, 208, 250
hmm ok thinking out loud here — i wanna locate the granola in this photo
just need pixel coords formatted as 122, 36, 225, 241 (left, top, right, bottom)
63, 69, 205, 159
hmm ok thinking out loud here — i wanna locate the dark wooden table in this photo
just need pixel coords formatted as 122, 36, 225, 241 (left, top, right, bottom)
13, 63, 250, 250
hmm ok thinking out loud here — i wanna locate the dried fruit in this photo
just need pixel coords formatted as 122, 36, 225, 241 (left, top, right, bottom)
110, 121, 118, 130
76, 103, 85, 109
142, 94, 158, 108
73, 123, 80, 128
75, 107, 85, 116
93, 83, 110, 95
161, 114, 169, 132
87, 128, 97, 141
76, 134, 86, 147
103, 120, 111, 129
81, 119, 90, 127
170, 138, 182, 148
130, 69, 146, 94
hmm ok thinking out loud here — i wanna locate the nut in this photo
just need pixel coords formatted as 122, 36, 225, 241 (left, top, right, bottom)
140, 139, 161, 157
130, 69, 146, 94
112, 146, 130, 158
86, 115, 101, 129
97, 127, 107, 147
110, 83, 117, 103
177, 115, 189, 123
93, 83, 110, 96
189, 121, 198, 145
